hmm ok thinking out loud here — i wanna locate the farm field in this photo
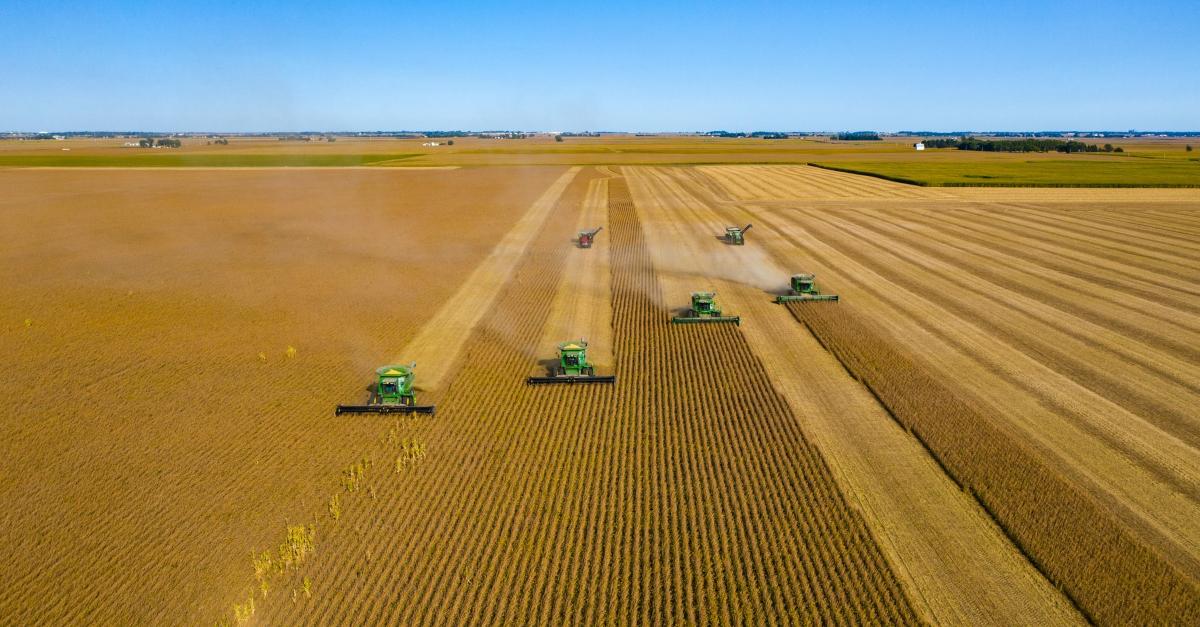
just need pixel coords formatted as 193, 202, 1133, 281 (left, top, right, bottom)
2, 156, 1199, 625
4, 135, 1197, 182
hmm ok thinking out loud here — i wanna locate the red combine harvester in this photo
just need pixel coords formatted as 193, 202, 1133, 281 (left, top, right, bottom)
577, 227, 603, 248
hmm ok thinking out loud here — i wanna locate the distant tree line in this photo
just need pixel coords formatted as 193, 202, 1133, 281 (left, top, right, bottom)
750, 132, 789, 139
834, 132, 881, 141
922, 136, 1123, 153
138, 138, 181, 148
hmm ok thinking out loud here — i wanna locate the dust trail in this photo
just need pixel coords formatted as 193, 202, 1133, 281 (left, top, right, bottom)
397, 167, 581, 390
626, 167, 790, 311
534, 175, 614, 370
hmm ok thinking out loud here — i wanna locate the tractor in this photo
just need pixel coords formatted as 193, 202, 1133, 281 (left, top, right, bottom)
578, 227, 603, 248
336, 363, 436, 415
724, 224, 752, 245
775, 273, 840, 303
671, 291, 741, 325
527, 340, 616, 384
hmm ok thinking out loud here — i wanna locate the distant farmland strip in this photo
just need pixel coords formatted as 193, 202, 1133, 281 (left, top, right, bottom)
786, 303, 1200, 625
808, 159, 1200, 187
0, 153, 420, 167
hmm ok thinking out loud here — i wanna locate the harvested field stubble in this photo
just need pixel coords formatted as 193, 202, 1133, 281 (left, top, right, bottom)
788, 302, 1200, 625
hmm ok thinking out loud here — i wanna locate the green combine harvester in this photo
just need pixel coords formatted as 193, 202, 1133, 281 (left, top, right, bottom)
527, 340, 616, 384
672, 291, 741, 325
336, 363, 436, 415
775, 273, 839, 303
724, 224, 752, 245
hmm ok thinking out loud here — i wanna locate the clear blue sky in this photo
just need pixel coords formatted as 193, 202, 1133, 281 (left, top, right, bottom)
2, 1, 1196, 132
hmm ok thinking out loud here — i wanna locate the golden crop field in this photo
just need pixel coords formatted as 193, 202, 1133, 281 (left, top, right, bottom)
2, 151, 1198, 625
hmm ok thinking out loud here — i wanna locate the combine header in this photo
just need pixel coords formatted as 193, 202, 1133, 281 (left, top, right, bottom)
577, 227, 603, 248
775, 273, 839, 303
672, 291, 741, 325
724, 224, 752, 245
527, 340, 616, 384
336, 363, 436, 415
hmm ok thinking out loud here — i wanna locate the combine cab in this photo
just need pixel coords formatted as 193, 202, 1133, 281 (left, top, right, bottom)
775, 273, 839, 303
336, 363, 436, 415
724, 224, 752, 245
577, 227, 603, 248
672, 291, 741, 325
527, 340, 616, 384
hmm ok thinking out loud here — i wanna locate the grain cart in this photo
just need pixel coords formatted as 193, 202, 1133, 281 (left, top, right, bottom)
336, 363, 436, 415
672, 291, 741, 325
527, 340, 616, 384
578, 227, 603, 248
775, 273, 840, 303
724, 224, 752, 245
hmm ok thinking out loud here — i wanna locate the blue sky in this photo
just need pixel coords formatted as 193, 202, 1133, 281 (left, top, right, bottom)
1, 1, 1196, 132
